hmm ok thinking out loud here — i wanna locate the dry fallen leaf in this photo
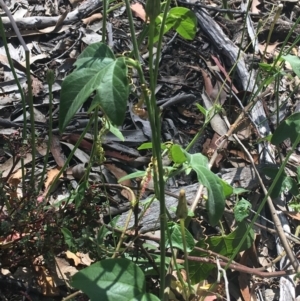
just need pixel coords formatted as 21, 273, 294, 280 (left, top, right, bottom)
0, 53, 27, 74
65, 250, 81, 266
7, 169, 24, 200
251, 0, 261, 14
34, 265, 60, 296
45, 168, 62, 191
55, 257, 78, 284
131, 2, 147, 22
50, 135, 66, 168
65, 250, 94, 266
82, 13, 103, 25
76, 252, 94, 266
0, 143, 48, 178
282, 211, 300, 221
258, 42, 280, 58
105, 163, 133, 201
31, 76, 44, 96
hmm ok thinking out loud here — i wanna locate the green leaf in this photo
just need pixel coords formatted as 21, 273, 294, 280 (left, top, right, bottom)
138, 142, 153, 150
170, 144, 187, 164
88, 58, 128, 117
59, 56, 128, 132
72, 258, 159, 301
195, 103, 208, 117
97, 225, 110, 245
165, 222, 195, 252
219, 179, 233, 197
168, 7, 197, 40
262, 167, 298, 197
74, 43, 115, 71
134, 294, 160, 301
282, 176, 299, 196
258, 62, 273, 71
187, 153, 224, 226
282, 54, 300, 78
234, 198, 251, 222
297, 166, 300, 183
153, 14, 173, 43
189, 222, 254, 283
232, 187, 249, 195
262, 166, 283, 198
153, 7, 196, 42
61, 227, 75, 249
138, 143, 167, 150
118, 170, 146, 182
102, 118, 124, 142
75, 182, 86, 209
271, 112, 300, 145
186, 152, 208, 168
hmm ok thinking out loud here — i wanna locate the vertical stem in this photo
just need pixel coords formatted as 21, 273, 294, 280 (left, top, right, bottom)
25, 51, 36, 187
124, 1, 172, 297
102, 0, 107, 43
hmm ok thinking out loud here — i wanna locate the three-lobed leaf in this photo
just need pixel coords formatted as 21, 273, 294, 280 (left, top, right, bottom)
154, 7, 197, 42
271, 112, 300, 145
168, 7, 197, 40
189, 222, 254, 283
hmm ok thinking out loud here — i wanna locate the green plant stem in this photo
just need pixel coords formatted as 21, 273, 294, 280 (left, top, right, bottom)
185, 127, 205, 152
38, 78, 54, 192
221, 0, 233, 19
107, 1, 124, 13
102, 0, 107, 43
153, 0, 172, 86
225, 133, 300, 272
84, 109, 99, 184
124, 0, 172, 297
112, 187, 136, 258
147, 16, 168, 301
264, 4, 282, 60
267, 16, 300, 82
179, 219, 193, 295
124, 0, 141, 64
